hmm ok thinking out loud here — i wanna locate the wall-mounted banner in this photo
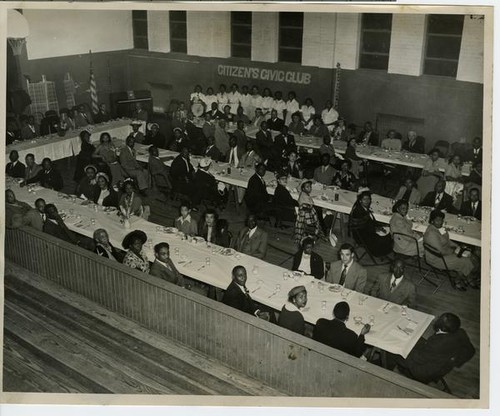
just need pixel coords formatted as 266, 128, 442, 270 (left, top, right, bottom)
217, 64, 312, 85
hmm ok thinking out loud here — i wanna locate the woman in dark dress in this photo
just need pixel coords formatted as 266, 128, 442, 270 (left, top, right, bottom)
74, 129, 96, 182
278, 285, 308, 335
349, 191, 393, 257
75, 165, 99, 201
93, 172, 120, 208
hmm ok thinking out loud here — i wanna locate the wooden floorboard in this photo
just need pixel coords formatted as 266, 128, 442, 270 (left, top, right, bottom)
3, 265, 286, 396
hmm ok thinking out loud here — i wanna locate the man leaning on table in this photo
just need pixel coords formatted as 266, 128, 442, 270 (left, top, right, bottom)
23, 198, 46, 232
325, 243, 367, 293
313, 301, 370, 358
367, 259, 416, 308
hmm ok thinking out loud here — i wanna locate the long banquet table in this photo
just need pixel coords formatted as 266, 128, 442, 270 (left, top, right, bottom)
133, 145, 481, 247
197, 119, 470, 175
5, 119, 135, 162
7, 177, 434, 358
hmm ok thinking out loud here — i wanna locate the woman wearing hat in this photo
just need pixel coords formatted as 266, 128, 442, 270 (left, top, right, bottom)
294, 180, 322, 246
278, 285, 308, 335
145, 123, 167, 149
122, 230, 150, 273
169, 127, 190, 153
129, 120, 145, 144
93, 172, 119, 208
75, 165, 99, 201
119, 179, 145, 218
350, 191, 393, 258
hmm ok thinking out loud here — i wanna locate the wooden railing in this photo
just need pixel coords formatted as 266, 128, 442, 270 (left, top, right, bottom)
4, 227, 450, 398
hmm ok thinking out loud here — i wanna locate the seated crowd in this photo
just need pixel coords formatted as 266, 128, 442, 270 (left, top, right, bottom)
4, 82, 482, 391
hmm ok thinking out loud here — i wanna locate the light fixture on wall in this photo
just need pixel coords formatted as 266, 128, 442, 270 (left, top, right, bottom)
7, 9, 30, 56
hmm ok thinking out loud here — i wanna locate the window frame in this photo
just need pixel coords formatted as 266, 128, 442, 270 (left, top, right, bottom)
132, 10, 149, 50
359, 13, 393, 71
230, 11, 252, 59
423, 14, 464, 78
169, 10, 188, 54
278, 12, 304, 64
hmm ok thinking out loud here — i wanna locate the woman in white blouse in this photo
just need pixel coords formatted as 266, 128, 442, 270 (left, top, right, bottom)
190, 84, 206, 117
249, 85, 263, 120
300, 98, 316, 130
216, 84, 229, 112
260, 87, 274, 119
285, 91, 300, 126
227, 83, 241, 114
93, 172, 119, 208
203, 87, 217, 110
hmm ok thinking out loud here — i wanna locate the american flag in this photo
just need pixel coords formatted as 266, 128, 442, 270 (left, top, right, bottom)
89, 68, 99, 114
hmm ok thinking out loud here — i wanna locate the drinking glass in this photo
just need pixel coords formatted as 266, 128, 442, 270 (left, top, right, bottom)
275, 284, 281, 292
205, 257, 211, 266
156, 226, 162, 233
282, 272, 289, 281
369, 315, 375, 326
90, 218, 96, 226
341, 290, 348, 300
321, 301, 327, 311
174, 247, 179, 256
358, 295, 365, 306
401, 305, 407, 316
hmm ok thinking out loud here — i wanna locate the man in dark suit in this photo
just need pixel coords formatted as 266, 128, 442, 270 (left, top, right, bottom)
38, 158, 63, 191
226, 135, 245, 167
464, 137, 482, 163
222, 265, 270, 320
148, 146, 172, 191
185, 113, 205, 154
6, 150, 26, 178
74, 104, 93, 128
232, 121, 248, 158
274, 125, 297, 158
206, 102, 224, 120
119, 137, 149, 191
93, 103, 111, 124
313, 301, 371, 358
169, 146, 195, 196
244, 163, 271, 214
313, 153, 336, 186
23, 198, 46, 232
192, 158, 224, 206
403, 130, 426, 154
43, 204, 79, 245
267, 109, 284, 132
204, 136, 223, 161
421, 180, 456, 213
150, 242, 185, 287
392, 313, 475, 384
202, 112, 216, 140
292, 237, 324, 280
234, 214, 268, 260
357, 121, 379, 146
367, 259, 416, 308
460, 188, 481, 220
325, 243, 367, 293
255, 121, 275, 164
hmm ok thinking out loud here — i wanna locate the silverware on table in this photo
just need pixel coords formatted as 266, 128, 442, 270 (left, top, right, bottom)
268, 292, 277, 299
397, 325, 410, 335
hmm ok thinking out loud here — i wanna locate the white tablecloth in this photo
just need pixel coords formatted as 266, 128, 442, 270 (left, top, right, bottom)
8, 178, 435, 358
133, 146, 481, 247
5, 119, 135, 162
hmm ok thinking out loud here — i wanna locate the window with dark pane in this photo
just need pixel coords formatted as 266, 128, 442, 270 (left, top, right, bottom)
359, 14, 392, 70
424, 15, 464, 77
170, 11, 187, 53
231, 12, 252, 58
132, 10, 149, 50
278, 12, 304, 63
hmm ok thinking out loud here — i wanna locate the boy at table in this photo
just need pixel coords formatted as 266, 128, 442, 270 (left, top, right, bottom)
325, 243, 367, 293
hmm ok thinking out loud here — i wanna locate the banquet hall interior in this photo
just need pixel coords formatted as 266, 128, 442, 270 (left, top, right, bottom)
3, 8, 486, 400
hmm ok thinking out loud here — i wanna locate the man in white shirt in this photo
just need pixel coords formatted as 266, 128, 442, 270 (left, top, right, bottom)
325, 243, 367, 292
367, 259, 416, 307
321, 100, 339, 132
